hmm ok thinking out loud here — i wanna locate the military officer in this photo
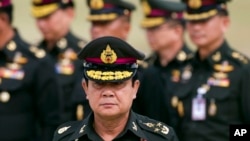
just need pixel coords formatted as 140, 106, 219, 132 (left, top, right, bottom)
86, 0, 136, 40
53, 36, 179, 141
31, 0, 89, 122
0, 0, 61, 140
132, 0, 193, 133
173, 0, 250, 141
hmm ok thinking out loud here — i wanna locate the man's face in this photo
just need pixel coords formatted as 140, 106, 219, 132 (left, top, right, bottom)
35, 8, 73, 41
82, 79, 139, 119
145, 22, 181, 52
90, 16, 130, 40
186, 15, 229, 48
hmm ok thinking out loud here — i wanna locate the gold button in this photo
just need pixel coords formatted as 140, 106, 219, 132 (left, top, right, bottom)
0, 91, 10, 103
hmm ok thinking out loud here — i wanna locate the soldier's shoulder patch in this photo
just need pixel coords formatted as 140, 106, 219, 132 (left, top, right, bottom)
136, 114, 172, 139
28, 45, 46, 59
230, 51, 249, 64
53, 121, 81, 141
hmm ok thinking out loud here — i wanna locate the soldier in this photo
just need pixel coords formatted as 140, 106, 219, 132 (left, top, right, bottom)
86, 0, 136, 40
31, 0, 89, 122
0, 0, 61, 140
52, 36, 179, 141
173, 0, 250, 141
132, 0, 193, 133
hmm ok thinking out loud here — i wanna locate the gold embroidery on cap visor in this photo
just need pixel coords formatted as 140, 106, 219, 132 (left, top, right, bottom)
184, 9, 217, 21
87, 13, 118, 21
86, 70, 133, 81
32, 3, 59, 18
141, 17, 165, 28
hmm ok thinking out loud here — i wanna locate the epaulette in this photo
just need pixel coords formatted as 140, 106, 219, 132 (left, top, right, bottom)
78, 40, 88, 49
137, 60, 149, 69
53, 121, 81, 141
136, 115, 171, 139
28, 45, 46, 59
230, 50, 249, 64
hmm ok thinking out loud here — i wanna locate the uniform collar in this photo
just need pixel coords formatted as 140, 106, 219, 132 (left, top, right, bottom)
39, 31, 73, 53
68, 111, 148, 140
2, 29, 25, 59
193, 40, 231, 67
149, 43, 193, 68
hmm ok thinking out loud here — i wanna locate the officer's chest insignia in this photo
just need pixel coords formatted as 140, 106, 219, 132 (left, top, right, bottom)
232, 51, 249, 64
90, 0, 104, 10
171, 69, 180, 82
213, 61, 234, 72
58, 126, 71, 134
56, 49, 76, 75
100, 44, 117, 64
29, 46, 46, 59
7, 41, 17, 51
181, 65, 192, 81
177, 51, 187, 61
212, 52, 221, 62
57, 38, 67, 49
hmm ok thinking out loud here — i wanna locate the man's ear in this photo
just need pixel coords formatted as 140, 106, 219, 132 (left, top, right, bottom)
82, 79, 88, 99
0, 12, 9, 23
133, 80, 140, 99
221, 16, 230, 33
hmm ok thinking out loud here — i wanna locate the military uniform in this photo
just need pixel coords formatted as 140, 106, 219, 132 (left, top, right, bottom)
172, 0, 250, 141
31, 0, 90, 122
53, 111, 178, 141
174, 41, 250, 141
132, 0, 193, 132
0, 29, 61, 141
134, 46, 193, 130
37, 32, 90, 122
53, 36, 180, 141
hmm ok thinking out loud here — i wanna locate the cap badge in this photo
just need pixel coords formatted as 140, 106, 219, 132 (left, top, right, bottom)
141, 0, 151, 16
188, 0, 202, 9
90, 0, 104, 10
32, 0, 42, 4
100, 44, 117, 64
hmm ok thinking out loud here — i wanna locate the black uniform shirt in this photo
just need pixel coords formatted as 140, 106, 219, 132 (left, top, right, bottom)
174, 41, 250, 141
38, 32, 90, 121
53, 111, 179, 141
133, 45, 193, 131
0, 29, 61, 141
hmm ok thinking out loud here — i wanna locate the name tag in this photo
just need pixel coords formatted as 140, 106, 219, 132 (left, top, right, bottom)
192, 97, 206, 121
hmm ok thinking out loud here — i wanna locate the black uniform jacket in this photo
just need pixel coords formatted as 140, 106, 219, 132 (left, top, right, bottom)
174, 41, 250, 141
133, 45, 193, 131
38, 32, 91, 121
0, 29, 61, 141
53, 111, 179, 141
